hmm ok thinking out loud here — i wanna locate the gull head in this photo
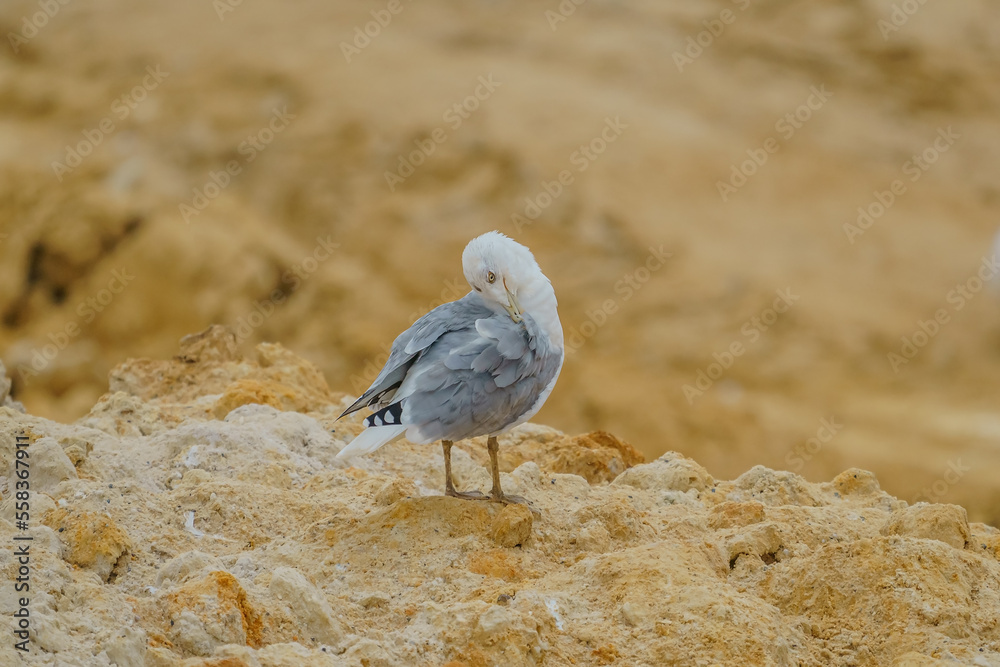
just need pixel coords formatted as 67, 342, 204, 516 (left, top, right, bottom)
462, 231, 552, 324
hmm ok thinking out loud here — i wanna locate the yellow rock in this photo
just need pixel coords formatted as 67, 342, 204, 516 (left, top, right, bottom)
5, 340, 1000, 665
709, 500, 766, 530
489, 503, 533, 548
211, 379, 286, 419
44, 508, 130, 582
163, 571, 262, 656
881, 504, 970, 550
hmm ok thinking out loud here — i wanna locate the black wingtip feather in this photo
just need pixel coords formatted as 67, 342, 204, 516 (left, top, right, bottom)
364, 402, 404, 427
337, 381, 404, 420
338, 394, 371, 420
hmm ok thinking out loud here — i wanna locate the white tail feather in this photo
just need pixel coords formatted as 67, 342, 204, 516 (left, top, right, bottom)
336, 425, 406, 459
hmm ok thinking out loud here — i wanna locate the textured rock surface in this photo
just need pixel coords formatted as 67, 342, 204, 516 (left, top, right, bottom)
0, 361, 25, 413
0, 335, 998, 666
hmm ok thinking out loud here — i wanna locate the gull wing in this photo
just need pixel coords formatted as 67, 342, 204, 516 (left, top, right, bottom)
398, 309, 563, 443
338, 292, 488, 418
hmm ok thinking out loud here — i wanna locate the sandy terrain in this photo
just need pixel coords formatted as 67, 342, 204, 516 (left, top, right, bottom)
1, 0, 999, 526
1, 333, 999, 666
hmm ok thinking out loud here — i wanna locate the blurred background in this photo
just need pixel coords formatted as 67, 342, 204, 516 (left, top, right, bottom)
1, 0, 999, 522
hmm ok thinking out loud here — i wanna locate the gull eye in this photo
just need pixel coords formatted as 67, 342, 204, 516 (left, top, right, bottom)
487, 271, 496, 284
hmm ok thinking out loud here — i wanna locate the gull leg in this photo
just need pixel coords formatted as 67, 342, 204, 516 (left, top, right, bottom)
443, 440, 486, 500
443, 439, 456, 493
488, 436, 530, 507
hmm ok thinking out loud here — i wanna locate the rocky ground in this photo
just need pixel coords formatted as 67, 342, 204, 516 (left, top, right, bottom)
1, 329, 998, 666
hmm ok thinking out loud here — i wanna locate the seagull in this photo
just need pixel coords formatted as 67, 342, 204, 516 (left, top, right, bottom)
336, 231, 564, 504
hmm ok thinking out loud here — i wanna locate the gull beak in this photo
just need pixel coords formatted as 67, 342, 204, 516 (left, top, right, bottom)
503, 279, 523, 323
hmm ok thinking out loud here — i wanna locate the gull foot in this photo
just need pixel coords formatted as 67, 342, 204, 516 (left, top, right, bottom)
446, 488, 489, 501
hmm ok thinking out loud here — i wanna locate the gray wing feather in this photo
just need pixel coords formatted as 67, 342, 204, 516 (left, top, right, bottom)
341, 291, 562, 443
403, 296, 490, 355
339, 292, 489, 418
475, 319, 527, 358
401, 311, 562, 443
472, 345, 503, 374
